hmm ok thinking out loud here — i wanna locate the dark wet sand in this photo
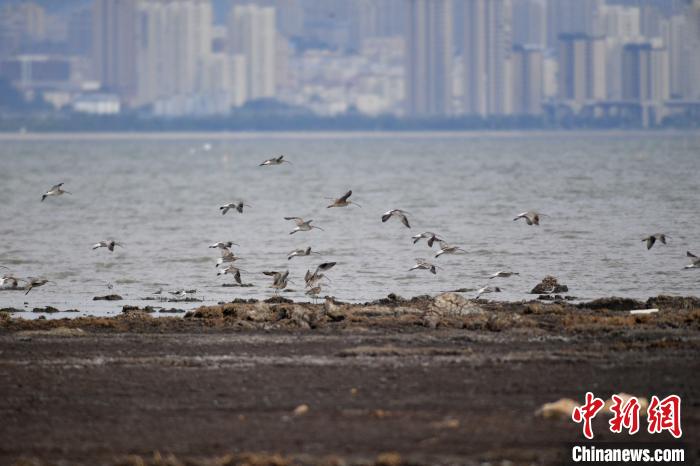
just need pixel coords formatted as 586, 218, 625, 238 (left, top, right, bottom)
1, 295, 699, 465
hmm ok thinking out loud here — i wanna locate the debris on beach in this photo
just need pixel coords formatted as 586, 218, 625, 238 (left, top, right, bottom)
32, 306, 60, 313
293, 404, 309, 416
630, 308, 658, 315
578, 297, 646, 311
16, 327, 86, 338
530, 275, 568, 294
93, 294, 123, 301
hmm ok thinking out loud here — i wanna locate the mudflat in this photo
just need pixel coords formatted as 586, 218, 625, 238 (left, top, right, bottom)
0, 295, 698, 465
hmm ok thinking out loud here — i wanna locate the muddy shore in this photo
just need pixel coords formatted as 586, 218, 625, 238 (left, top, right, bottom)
1, 294, 698, 465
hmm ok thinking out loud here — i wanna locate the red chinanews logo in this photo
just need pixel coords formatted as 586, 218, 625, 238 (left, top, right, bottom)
571, 392, 682, 440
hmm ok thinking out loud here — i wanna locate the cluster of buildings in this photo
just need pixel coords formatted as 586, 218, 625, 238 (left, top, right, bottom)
408, 0, 700, 125
0, 0, 699, 126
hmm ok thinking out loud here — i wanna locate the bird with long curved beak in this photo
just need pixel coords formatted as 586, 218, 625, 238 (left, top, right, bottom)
220, 201, 250, 215
412, 232, 444, 247
327, 190, 361, 208
285, 217, 324, 234
41, 183, 71, 201
259, 155, 291, 166
409, 259, 441, 274
435, 241, 466, 258
92, 240, 124, 252
642, 233, 669, 250
684, 251, 700, 269
381, 209, 410, 228
24, 278, 53, 295
209, 241, 239, 249
476, 286, 501, 299
513, 211, 546, 225
288, 246, 321, 260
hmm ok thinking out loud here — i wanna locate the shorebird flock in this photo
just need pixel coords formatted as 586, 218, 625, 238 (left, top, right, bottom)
1, 151, 697, 302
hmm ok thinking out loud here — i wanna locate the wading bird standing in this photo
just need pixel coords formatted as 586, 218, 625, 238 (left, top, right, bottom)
285, 217, 324, 234
685, 252, 700, 269
327, 190, 360, 208
259, 155, 291, 166
220, 201, 250, 215
41, 183, 71, 201
381, 209, 411, 228
412, 232, 444, 247
306, 285, 322, 303
288, 246, 321, 260
92, 240, 124, 252
513, 211, 546, 226
642, 233, 669, 250
409, 259, 440, 275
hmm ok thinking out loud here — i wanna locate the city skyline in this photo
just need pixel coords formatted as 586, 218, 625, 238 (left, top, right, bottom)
0, 0, 699, 127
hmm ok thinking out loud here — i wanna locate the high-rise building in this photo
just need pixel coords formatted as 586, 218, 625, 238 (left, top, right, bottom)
557, 33, 606, 105
405, 0, 453, 116
0, 1, 47, 59
664, 14, 700, 99
622, 41, 669, 102
68, 7, 93, 57
92, 0, 137, 98
547, 0, 604, 49
512, 0, 546, 48
134, 0, 213, 106
512, 44, 543, 115
461, 0, 513, 116
227, 4, 276, 100
601, 5, 641, 100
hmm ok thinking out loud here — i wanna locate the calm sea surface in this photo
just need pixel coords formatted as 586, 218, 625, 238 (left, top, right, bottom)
1, 132, 699, 318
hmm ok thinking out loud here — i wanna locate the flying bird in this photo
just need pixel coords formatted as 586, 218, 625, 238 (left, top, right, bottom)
92, 240, 124, 252
220, 201, 250, 215
216, 248, 241, 267
488, 271, 520, 279
381, 209, 411, 228
285, 217, 324, 234
513, 211, 546, 226
685, 251, 700, 269
41, 183, 71, 201
315, 262, 336, 274
476, 286, 502, 299
642, 233, 669, 250
0, 274, 23, 288
263, 270, 291, 292
327, 190, 361, 208
288, 246, 321, 260
218, 264, 244, 284
209, 241, 238, 249
412, 232, 444, 247
409, 259, 440, 274
304, 262, 336, 287
259, 155, 291, 166
24, 278, 52, 295
435, 241, 467, 258
305, 269, 330, 287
